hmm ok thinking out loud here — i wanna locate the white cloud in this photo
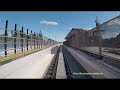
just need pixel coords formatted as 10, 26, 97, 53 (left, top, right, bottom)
88, 28, 92, 30
116, 11, 120, 14
40, 20, 58, 26
69, 27, 73, 30
83, 27, 92, 30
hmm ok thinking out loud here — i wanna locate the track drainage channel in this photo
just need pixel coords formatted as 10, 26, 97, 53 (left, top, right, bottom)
62, 46, 93, 79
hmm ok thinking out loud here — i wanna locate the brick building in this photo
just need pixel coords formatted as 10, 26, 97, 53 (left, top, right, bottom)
64, 28, 87, 48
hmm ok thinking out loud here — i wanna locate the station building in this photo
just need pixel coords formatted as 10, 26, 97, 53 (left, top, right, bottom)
64, 28, 87, 48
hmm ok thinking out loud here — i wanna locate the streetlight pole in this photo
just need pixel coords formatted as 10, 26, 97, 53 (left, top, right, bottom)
95, 16, 102, 60
83, 31, 85, 50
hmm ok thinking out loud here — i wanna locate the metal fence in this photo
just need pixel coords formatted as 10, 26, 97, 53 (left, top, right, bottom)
0, 20, 58, 59
64, 15, 120, 60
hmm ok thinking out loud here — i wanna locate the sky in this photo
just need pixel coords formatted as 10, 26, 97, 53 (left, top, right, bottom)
0, 11, 120, 42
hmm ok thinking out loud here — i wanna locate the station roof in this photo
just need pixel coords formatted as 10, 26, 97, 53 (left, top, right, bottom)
65, 28, 87, 39
65, 15, 120, 40
89, 15, 120, 32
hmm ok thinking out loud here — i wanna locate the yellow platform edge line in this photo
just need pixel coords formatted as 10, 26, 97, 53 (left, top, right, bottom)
0, 48, 44, 63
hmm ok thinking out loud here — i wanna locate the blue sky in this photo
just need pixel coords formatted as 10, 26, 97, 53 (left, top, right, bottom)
0, 11, 120, 42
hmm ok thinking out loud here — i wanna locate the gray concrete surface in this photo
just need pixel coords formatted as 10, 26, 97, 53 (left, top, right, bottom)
56, 46, 67, 79
64, 45, 119, 79
0, 45, 57, 79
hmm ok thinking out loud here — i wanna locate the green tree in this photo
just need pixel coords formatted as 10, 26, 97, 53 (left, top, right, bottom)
39, 30, 43, 40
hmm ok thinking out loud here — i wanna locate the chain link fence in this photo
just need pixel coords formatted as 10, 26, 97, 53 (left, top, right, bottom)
64, 15, 120, 60
0, 20, 58, 60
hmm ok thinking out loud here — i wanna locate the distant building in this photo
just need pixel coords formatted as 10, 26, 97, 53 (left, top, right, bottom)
64, 28, 87, 48
64, 15, 120, 49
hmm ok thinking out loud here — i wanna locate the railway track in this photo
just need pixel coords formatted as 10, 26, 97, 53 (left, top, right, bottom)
44, 46, 60, 79
44, 45, 93, 79
62, 46, 93, 79
44, 45, 120, 79
65, 46, 120, 78
76, 47, 120, 70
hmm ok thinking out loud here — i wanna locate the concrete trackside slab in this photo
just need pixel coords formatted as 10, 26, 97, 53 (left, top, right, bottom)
0, 46, 56, 79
